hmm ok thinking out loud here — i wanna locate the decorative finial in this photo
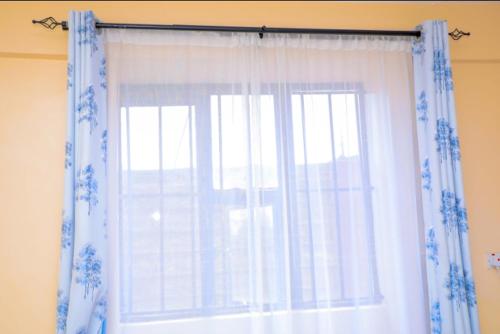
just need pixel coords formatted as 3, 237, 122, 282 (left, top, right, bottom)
448, 28, 470, 41
32, 17, 68, 30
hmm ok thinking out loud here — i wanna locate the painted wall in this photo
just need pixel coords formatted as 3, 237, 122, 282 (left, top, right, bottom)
1, 1, 499, 333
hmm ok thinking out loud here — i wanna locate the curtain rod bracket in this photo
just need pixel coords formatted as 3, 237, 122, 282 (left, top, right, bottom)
32, 17, 68, 30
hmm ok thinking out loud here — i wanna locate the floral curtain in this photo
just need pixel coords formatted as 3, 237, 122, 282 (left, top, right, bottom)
412, 20, 480, 334
56, 11, 107, 334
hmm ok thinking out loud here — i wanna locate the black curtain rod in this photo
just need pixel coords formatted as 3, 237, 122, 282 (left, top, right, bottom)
95, 22, 421, 38
32, 17, 472, 40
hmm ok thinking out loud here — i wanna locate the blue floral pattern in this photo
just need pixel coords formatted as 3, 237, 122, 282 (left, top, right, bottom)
76, 327, 87, 334
64, 142, 72, 169
435, 118, 461, 162
99, 58, 107, 89
412, 20, 479, 333
440, 190, 468, 234
416, 91, 428, 123
61, 216, 73, 249
75, 244, 102, 299
450, 136, 461, 161
433, 49, 453, 92
76, 164, 98, 215
445, 263, 477, 308
56, 290, 69, 332
93, 293, 107, 333
412, 25, 425, 55
67, 63, 73, 89
426, 227, 439, 266
77, 85, 98, 133
430, 301, 442, 334
421, 158, 431, 190
77, 12, 98, 55
57, 11, 108, 333
100, 130, 107, 164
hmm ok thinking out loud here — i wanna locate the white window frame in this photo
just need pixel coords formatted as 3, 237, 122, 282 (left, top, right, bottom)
106, 83, 383, 333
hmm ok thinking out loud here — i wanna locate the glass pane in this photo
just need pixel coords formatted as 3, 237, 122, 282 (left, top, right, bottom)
211, 94, 278, 190
161, 105, 197, 193
251, 95, 278, 189
121, 197, 162, 315
129, 106, 160, 170
331, 94, 359, 158
122, 106, 160, 194
289, 92, 376, 307
120, 107, 129, 171
211, 94, 247, 190
161, 106, 196, 170
163, 196, 201, 311
337, 190, 374, 300
211, 204, 279, 308
291, 94, 333, 165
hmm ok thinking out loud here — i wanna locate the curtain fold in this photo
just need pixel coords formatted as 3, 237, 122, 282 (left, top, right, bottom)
56, 11, 108, 334
412, 20, 480, 334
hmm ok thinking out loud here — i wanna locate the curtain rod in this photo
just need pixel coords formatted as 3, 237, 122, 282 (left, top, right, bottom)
31, 17, 472, 40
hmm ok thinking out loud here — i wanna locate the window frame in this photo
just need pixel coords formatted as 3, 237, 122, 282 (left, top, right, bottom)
116, 83, 382, 323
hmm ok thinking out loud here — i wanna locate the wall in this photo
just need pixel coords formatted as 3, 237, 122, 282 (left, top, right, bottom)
1, 1, 499, 333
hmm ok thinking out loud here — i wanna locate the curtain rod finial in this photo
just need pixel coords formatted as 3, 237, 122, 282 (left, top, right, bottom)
32, 17, 67, 31
449, 28, 470, 40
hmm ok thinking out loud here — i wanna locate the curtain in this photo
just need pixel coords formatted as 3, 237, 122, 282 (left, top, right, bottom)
104, 29, 427, 334
412, 20, 480, 334
56, 11, 108, 334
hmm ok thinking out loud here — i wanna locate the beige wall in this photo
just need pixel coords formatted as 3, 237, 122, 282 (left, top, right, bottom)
1, 1, 499, 333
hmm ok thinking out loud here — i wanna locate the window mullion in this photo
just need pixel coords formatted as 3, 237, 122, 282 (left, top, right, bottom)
188, 105, 197, 309
327, 94, 346, 300
283, 90, 303, 307
158, 107, 165, 311
299, 94, 317, 304
195, 96, 217, 312
271, 86, 288, 309
355, 90, 380, 299
217, 95, 232, 308
125, 107, 133, 314
245, 93, 257, 307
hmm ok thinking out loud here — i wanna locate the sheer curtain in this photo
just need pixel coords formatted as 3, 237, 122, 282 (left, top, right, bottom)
105, 30, 428, 334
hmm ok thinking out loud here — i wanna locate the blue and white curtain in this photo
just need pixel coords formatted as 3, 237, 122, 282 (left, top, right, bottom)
56, 11, 107, 334
53, 13, 479, 334
413, 20, 480, 334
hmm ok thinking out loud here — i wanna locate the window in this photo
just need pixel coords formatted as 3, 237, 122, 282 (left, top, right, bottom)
118, 85, 380, 322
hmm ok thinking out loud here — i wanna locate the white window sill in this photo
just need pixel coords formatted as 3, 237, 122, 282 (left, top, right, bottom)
116, 303, 389, 334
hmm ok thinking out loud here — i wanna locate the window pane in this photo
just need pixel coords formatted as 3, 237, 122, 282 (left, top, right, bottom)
211, 204, 280, 308
129, 107, 160, 171
211, 94, 278, 190
121, 106, 160, 195
331, 94, 359, 158
289, 92, 377, 308
291, 94, 333, 165
163, 195, 201, 311
161, 106, 196, 170
161, 105, 197, 193
121, 197, 162, 315
121, 103, 200, 320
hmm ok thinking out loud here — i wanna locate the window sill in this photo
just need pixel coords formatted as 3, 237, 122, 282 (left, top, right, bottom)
116, 302, 388, 334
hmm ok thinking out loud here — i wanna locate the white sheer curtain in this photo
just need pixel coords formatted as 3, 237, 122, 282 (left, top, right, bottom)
105, 30, 428, 334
